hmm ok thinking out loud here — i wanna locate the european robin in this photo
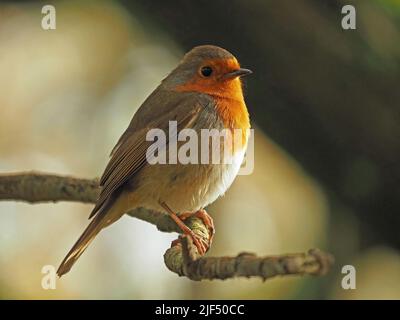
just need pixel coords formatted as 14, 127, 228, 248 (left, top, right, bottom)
57, 45, 252, 276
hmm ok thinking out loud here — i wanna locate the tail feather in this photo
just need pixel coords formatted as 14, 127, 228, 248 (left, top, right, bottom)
57, 213, 107, 277
57, 195, 126, 277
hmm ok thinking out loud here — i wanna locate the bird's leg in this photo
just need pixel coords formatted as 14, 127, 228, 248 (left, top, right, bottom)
160, 202, 207, 255
179, 209, 215, 244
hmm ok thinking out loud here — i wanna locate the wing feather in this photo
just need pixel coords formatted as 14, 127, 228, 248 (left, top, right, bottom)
90, 95, 205, 218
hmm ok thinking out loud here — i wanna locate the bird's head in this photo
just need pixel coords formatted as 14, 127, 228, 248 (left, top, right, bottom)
164, 45, 252, 101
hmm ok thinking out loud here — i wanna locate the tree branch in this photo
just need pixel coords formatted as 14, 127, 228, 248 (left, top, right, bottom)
0, 171, 334, 281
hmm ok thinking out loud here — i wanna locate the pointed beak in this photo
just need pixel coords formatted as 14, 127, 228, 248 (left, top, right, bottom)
223, 68, 253, 80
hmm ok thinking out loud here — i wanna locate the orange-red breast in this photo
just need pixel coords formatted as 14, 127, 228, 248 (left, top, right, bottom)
57, 45, 252, 276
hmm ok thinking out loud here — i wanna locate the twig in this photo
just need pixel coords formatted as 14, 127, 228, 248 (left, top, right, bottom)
0, 171, 334, 281
0, 171, 180, 233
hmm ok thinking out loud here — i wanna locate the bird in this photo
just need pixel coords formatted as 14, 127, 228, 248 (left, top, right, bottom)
57, 45, 252, 276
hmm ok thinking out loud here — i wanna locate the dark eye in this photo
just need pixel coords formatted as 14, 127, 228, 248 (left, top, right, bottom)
200, 66, 213, 77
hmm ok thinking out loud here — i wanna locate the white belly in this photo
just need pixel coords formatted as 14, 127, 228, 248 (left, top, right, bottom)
200, 147, 246, 208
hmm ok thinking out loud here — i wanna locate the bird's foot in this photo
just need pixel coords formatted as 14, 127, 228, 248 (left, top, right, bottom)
161, 202, 210, 255
179, 209, 215, 244
170, 230, 208, 256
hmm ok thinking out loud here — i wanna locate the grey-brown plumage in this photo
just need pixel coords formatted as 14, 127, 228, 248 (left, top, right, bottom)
57, 92, 206, 277
57, 45, 251, 276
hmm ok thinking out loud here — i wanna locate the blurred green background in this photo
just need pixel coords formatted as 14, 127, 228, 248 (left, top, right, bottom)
0, 0, 399, 299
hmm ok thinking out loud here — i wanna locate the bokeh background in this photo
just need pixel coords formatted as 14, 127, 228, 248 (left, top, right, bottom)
0, 0, 399, 299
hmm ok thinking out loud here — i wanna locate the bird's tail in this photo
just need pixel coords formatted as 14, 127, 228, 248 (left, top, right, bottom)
57, 195, 126, 277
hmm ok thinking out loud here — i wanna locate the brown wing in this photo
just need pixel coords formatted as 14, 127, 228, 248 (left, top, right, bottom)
89, 93, 206, 218
109, 88, 195, 157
